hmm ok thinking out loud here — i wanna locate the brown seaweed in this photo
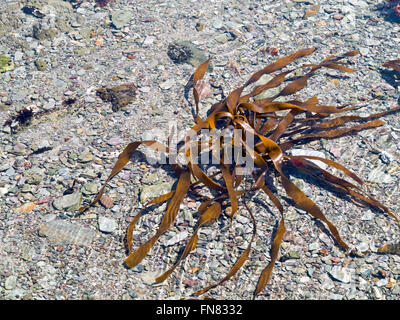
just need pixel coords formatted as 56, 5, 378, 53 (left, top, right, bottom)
80, 48, 400, 298
383, 59, 400, 73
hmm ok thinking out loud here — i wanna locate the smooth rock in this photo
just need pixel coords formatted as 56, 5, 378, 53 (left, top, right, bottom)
361, 211, 374, 221
253, 74, 274, 87
254, 87, 280, 100
107, 137, 123, 146
159, 78, 174, 90
82, 182, 98, 195
12, 143, 27, 155
328, 266, 352, 283
165, 230, 188, 246
367, 167, 394, 184
212, 18, 223, 29
308, 242, 320, 251
98, 216, 118, 233
78, 151, 93, 163
0, 187, 8, 196
111, 10, 132, 29
167, 40, 210, 69
143, 36, 155, 45
214, 33, 230, 44
39, 219, 96, 245
52, 192, 82, 211
4, 275, 17, 290
24, 168, 45, 185
42, 214, 57, 223
140, 270, 164, 286
43, 100, 55, 110
14, 51, 23, 61
139, 181, 175, 203
356, 242, 369, 252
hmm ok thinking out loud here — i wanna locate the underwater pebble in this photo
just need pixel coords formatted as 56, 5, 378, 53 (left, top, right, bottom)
39, 219, 96, 246
328, 266, 353, 283
98, 216, 118, 233
52, 192, 82, 211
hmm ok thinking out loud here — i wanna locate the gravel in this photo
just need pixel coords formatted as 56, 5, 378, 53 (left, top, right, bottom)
0, 0, 400, 300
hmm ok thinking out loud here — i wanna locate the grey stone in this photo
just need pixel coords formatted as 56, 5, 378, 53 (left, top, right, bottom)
42, 214, 57, 223
359, 267, 372, 278
107, 137, 123, 146
52, 192, 82, 211
78, 151, 93, 163
165, 230, 188, 246
0, 187, 8, 196
14, 51, 23, 61
212, 18, 223, 29
140, 270, 164, 286
4, 275, 17, 290
392, 285, 400, 295
39, 219, 96, 245
0, 161, 13, 172
55, 78, 67, 88
214, 33, 230, 44
253, 74, 274, 87
367, 167, 394, 184
23, 168, 45, 185
11, 143, 26, 155
139, 181, 175, 203
22, 247, 34, 262
5, 167, 15, 176
361, 211, 374, 221
167, 41, 210, 69
348, 0, 368, 7
143, 36, 155, 45
82, 182, 98, 195
80, 169, 98, 179
98, 216, 118, 233
43, 100, 55, 110
141, 172, 161, 184
254, 87, 280, 100
328, 266, 353, 283
111, 10, 133, 29
308, 242, 320, 251
329, 293, 343, 300
79, 26, 94, 40
85, 96, 96, 103
359, 47, 369, 56
356, 242, 369, 252
159, 78, 174, 90
183, 210, 195, 227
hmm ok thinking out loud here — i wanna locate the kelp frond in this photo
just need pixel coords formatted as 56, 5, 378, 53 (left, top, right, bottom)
79, 48, 400, 298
